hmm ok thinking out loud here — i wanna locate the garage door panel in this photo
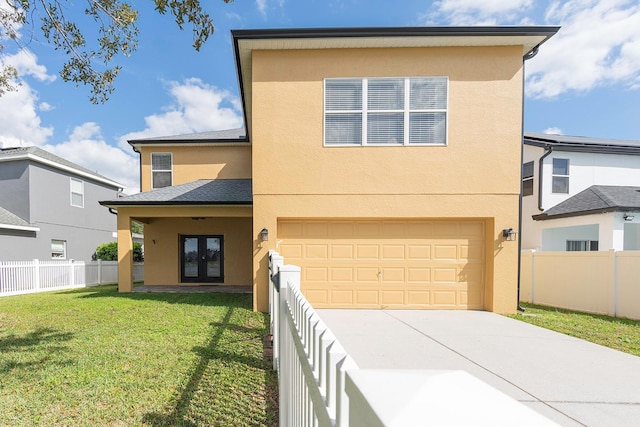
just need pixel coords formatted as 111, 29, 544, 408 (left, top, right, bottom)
331, 244, 354, 259
433, 245, 458, 260
408, 245, 431, 259
382, 245, 405, 259
357, 245, 379, 259
407, 268, 431, 283
278, 219, 485, 309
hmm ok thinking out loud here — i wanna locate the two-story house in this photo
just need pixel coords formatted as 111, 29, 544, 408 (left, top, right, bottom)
101, 26, 558, 313
522, 132, 640, 252
0, 146, 123, 260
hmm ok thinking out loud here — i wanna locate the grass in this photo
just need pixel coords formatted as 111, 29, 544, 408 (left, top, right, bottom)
0, 285, 278, 426
509, 303, 640, 357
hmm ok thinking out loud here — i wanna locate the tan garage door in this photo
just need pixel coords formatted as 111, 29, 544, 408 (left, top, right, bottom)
278, 219, 485, 309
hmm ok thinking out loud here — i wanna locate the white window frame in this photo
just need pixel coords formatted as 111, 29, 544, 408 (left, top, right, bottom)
70, 178, 84, 208
552, 158, 570, 194
151, 152, 173, 189
324, 77, 449, 147
51, 239, 67, 259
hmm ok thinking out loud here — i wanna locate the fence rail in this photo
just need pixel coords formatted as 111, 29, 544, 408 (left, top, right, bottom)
0, 260, 143, 297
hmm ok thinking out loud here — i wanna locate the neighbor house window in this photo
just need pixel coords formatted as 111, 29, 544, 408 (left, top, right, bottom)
523, 161, 534, 197
51, 239, 67, 258
566, 240, 598, 251
324, 77, 448, 146
151, 153, 172, 189
70, 178, 84, 207
552, 158, 569, 193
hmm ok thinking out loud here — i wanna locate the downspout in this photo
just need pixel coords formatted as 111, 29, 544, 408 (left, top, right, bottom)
132, 145, 142, 192
537, 147, 553, 211
517, 46, 540, 312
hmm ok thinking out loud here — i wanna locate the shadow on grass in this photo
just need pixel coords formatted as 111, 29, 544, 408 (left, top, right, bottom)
0, 327, 74, 374
57, 284, 253, 309
142, 308, 278, 427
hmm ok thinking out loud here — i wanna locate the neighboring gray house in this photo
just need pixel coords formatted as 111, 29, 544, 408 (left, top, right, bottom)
0, 146, 123, 261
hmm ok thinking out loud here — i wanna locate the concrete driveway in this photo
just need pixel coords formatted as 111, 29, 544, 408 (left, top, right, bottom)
316, 309, 640, 427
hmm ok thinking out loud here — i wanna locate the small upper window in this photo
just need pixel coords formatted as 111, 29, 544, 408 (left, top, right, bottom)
522, 161, 534, 197
324, 77, 448, 146
70, 178, 84, 207
151, 153, 172, 189
552, 158, 569, 194
51, 239, 66, 259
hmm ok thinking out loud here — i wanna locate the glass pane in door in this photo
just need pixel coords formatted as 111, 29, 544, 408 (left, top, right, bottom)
183, 237, 199, 278
205, 238, 221, 278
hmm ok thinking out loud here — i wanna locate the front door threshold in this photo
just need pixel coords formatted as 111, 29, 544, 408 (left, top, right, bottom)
133, 285, 252, 294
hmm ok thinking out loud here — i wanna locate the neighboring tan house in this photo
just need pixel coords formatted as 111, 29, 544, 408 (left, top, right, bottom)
101, 26, 558, 313
0, 146, 123, 261
522, 132, 640, 252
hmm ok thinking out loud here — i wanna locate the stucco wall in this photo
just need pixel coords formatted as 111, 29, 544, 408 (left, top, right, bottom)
139, 145, 252, 191
251, 46, 525, 313
0, 160, 30, 221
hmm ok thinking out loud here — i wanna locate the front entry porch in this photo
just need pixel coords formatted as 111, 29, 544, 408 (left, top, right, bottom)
133, 284, 252, 293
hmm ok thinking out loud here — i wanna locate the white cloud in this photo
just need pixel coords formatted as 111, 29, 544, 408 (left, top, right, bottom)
256, 0, 268, 16
428, 0, 533, 25
0, 83, 53, 147
255, 0, 285, 18
44, 123, 140, 194
39, 101, 53, 111
119, 78, 243, 150
526, 0, 640, 98
543, 127, 563, 134
4, 50, 56, 82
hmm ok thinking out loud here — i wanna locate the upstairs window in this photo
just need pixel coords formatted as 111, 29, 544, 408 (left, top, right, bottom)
552, 158, 569, 194
324, 77, 448, 146
151, 153, 172, 189
70, 178, 84, 207
522, 161, 534, 197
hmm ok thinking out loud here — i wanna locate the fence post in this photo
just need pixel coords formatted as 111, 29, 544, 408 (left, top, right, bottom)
612, 249, 618, 317
98, 259, 102, 284
69, 260, 75, 286
33, 259, 40, 291
269, 251, 284, 372
278, 264, 301, 427
530, 250, 536, 304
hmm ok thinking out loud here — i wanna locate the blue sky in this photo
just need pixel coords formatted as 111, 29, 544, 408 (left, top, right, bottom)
1, 0, 639, 193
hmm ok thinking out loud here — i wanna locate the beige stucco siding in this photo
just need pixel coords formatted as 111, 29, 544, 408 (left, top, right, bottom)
140, 145, 252, 192
251, 46, 524, 313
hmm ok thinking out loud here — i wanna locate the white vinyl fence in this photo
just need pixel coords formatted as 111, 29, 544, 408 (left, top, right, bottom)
269, 251, 358, 426
268, 250, 557, 427
0, 260, 144, 297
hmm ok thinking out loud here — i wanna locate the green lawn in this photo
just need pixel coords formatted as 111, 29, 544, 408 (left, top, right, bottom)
0, 285, 278, 426
510, 303, 640, 357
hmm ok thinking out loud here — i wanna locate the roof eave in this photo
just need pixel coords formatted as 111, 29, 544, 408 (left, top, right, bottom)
99, 201, 253, 208
533, 207, 621, 221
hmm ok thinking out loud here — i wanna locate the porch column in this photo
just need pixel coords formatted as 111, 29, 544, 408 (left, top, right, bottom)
117, 210, 134, 292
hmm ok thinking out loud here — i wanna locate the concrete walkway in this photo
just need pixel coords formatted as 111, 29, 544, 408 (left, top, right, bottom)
316, 309, 640, 427
133, 285, 252, 293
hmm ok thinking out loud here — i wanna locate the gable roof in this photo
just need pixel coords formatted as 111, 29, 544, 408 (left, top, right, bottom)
533, 185, 640, 221
99, 179, 252, 207
524, 132, 640, 155
0, 206, 40, 232
233, 26, 560, 139
128, 128, 248, 148
0, 146, 123, 189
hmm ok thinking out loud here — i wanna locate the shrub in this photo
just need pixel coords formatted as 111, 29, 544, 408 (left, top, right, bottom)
96, 242, 143, 262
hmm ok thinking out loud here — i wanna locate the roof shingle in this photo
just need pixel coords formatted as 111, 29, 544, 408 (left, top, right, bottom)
100, 179, 252, 206
534, 185, 640, 220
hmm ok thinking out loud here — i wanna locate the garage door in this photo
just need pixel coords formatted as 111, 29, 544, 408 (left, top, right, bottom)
278, 219, 485, 309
